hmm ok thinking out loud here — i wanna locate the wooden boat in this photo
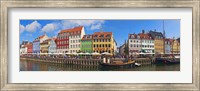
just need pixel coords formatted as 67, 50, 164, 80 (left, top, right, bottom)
99, 60, 135, 67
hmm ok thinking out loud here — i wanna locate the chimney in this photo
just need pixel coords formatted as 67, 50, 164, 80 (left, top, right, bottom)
142, 30, 145, 34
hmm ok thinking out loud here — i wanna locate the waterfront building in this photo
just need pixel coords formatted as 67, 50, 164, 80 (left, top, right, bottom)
33, 34, 48, 54
92, 32, 114, 55
139, 32, 154, 53
171, 38, 180, 54
40, 38, 52, 55
81, 34, 93, 53
48, 38, 57, 54
164, 38, 171, 54
26, 42, 33, 54
128, 34, 141, 56
113, 39, 118, 55
56, 26, 85, 53
20, 41, 28, 54
20, 46, 28, 54
119, 44, 125, 56
149, 30, 165, 54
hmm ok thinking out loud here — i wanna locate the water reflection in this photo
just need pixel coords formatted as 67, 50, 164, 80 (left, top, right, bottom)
20, 60, 180, 71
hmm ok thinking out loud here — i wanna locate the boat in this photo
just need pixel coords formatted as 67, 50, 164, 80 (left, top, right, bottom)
99, 59, 135, 67
155, 57, 180, 64
135, 63, 141, 67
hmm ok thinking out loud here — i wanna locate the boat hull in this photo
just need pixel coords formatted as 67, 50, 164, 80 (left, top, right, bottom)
99, 61, 135, 67
155, 58, 180, 64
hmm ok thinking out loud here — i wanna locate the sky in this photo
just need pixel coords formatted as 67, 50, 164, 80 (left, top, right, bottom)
20, 20, 180, 47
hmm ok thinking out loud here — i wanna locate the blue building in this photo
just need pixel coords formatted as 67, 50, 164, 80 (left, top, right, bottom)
32, 34, 48, 54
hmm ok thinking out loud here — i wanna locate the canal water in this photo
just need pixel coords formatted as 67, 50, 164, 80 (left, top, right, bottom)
20, 60, 180, 71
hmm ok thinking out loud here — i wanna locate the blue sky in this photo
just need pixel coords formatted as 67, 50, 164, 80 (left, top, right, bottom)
20, 20, 180, 46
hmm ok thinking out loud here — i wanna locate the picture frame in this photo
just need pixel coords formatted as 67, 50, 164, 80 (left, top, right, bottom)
0, 0, 199, 90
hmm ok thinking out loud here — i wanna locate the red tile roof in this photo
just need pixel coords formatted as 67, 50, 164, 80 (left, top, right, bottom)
129, 34, 139, 39
93, 32, 112, 38
59, 26, 83, 34
138, 33, 153, 39
82, 34, 93, 40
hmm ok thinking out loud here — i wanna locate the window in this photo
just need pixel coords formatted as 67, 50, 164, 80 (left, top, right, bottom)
130, 40, 132, 42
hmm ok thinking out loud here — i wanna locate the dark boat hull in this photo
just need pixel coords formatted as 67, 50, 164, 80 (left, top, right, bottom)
99, 62, 135, 67
155, 58, 180, 64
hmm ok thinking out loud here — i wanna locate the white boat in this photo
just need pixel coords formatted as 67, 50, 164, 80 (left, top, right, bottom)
135, 63, 141, 67
174, 55, 180, 58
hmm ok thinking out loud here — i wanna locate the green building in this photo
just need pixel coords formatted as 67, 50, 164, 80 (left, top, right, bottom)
81, 35, 93, 53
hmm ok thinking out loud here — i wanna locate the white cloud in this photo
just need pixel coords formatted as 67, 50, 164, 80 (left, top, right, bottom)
25, 21, 41, 32
90, 23, 102, 30
20, 24, 25, 33
41, 23, 58, 33
61, 20, 105, 30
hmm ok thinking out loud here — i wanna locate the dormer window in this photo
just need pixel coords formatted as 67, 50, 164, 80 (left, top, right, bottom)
106, 34, 111, 37
100, 34, 104, 37
94, 35, 98, 38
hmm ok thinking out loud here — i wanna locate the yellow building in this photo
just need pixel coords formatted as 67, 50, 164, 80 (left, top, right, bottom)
171, 39, 180, 54
92, 32, 115, 55
149, 30, 165, 54
154, 39, 164, 54
40, 39, 51, 55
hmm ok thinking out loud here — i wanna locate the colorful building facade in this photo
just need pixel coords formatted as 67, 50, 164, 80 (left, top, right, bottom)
171, 38, 180, 54
69, 26, 85, 53
56, 26, 85, 53
92, 32, 114, 55
128, 34, 141, 56
81, 35, 93, 53
165, 39, 171, 54
33, 34, 48, 54
139, 33, 154, 53
48, 38, 57, 54
40, 38, 51, 55
149, 30, 165, 54
26, 42, 33, 54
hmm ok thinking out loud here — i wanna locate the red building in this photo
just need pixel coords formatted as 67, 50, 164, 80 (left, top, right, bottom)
26, 42, 33, 53
56, 26, 84, 53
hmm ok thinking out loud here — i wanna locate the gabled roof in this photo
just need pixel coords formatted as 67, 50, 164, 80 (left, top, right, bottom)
138, 33, 153, 39
149, 30, 164, 39
82, 34, 93, 40
129, 34, 139, 39
93, 32, 112, 38
59, 26, 83, 34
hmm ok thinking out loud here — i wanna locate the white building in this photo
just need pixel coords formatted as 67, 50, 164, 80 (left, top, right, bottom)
69, 26, 85, 53
139, 33, 154, 53
20, 46, 28, 54
113, 39, 118, 55
56, 26, 85, 53
128, 34, 141, 56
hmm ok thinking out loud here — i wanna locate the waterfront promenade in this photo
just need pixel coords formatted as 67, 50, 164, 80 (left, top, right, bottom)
20, 56, 156, 66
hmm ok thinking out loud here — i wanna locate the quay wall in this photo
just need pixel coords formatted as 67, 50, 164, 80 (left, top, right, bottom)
21, 57, 101, 66
20, 57, 155, 65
